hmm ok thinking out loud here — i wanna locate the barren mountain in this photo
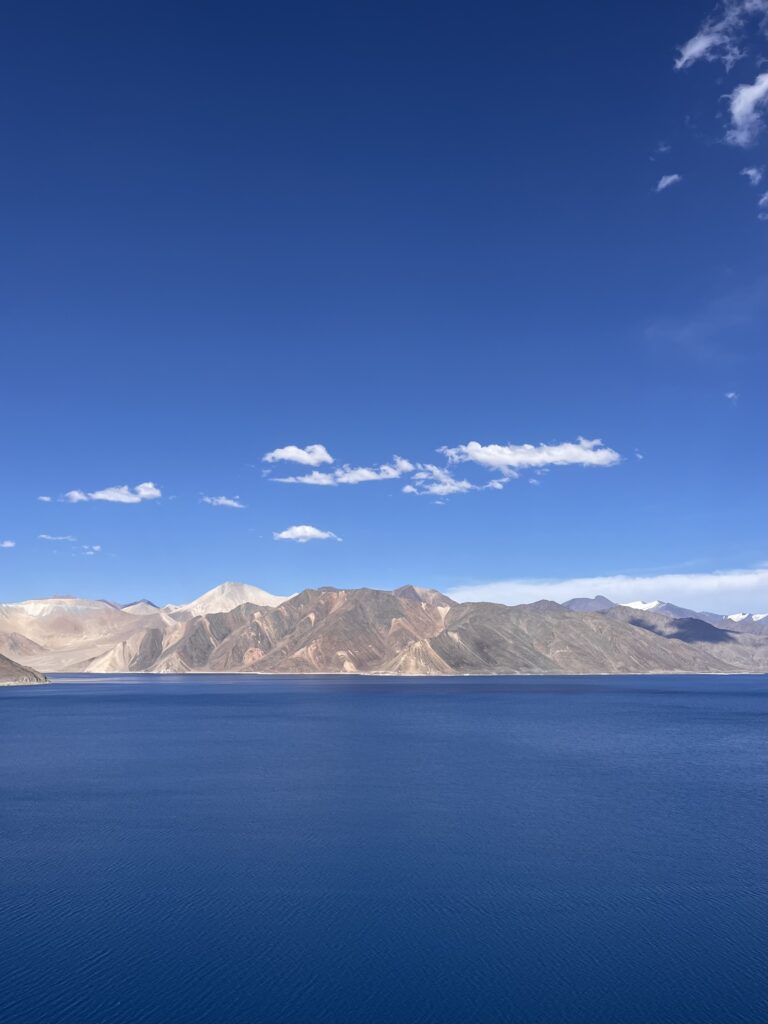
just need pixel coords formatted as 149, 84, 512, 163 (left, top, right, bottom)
2, 583, 765, 676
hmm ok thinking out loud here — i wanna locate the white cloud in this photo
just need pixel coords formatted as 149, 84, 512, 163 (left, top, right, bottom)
441, 438, 621, 477
725, 390, 739, 400
82, 544, 102, 556
741, 165, 763, 184
674, 0, 767, 71
37, 495, 52, 502
263, 444, 334, 466
656, 174, 682, 192
202, 495, 244, 508
64, 482, 162, 504
758, 190, 768, 218
273, 524, 341, 543
0, 540, 15, 549
447, 566, 768, 614
39, 534, 77, 542
727, 72, 768, 146
276, 456, 413, 486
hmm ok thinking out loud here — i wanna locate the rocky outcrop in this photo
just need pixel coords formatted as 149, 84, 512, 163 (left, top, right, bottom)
0, 653, 48, 685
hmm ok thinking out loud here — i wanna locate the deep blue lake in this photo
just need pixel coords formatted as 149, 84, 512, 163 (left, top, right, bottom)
1, 675, 766, 1024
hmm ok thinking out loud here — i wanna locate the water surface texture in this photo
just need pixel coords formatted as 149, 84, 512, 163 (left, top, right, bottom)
1, 676, 766, 1024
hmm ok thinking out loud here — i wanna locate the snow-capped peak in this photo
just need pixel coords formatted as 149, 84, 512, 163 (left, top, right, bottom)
726, 612, 768, 623
621, 600, 662, 611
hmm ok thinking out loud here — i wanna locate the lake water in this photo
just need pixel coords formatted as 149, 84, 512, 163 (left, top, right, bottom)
1, 675, 766, 1024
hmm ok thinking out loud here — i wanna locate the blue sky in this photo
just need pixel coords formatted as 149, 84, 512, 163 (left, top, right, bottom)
2, 1, 766, 611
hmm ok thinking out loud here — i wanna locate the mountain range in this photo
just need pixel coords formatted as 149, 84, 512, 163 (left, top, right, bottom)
0, 582, 766, 679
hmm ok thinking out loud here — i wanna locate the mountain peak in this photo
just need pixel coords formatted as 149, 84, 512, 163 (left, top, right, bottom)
170, 582, 289, 617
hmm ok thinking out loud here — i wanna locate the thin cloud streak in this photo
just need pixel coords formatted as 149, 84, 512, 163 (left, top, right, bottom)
202, 496, 245, 508
656, 174, 682, 192
448, 566, 768, 614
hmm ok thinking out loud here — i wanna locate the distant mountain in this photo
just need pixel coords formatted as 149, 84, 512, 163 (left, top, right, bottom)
0, 652, 47, 685
2, 584, 765, 676
562, 595, 768, 636
121, 600, 160, 615
561, 595, 616, 612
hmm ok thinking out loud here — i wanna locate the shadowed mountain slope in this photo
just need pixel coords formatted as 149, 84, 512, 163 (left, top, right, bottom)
0, 653, 47, 684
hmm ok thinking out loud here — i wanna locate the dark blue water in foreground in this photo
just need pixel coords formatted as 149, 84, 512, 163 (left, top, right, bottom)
1, 676, 766, 1024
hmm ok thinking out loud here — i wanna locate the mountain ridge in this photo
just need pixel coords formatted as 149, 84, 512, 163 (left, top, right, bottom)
1, 583, 765, 677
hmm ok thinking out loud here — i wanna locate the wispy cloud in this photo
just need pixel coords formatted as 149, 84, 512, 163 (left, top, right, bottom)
741, 165, 763, 184
263, 444, 334, 466
645, 281, 766, 360
758, 190, 768, 218
63, 482, 162, 504
725, 390, 739, 400
82, 544, 102, 556
441, 438, 621, 478
403, 464, 478, 497
655, 174, 682, 192
37, 495, 52, 502
403, 463, 511, 497
39, 534, 77, 542
202, 495, 244, 508
276, 456, 413, 486
674, 0, 767, 71
0, 540, 15, 549
448, 566, 768, 614
273, 524, 341, 542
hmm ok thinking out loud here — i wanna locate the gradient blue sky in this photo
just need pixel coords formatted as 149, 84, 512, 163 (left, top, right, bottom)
2, 0, 766, 611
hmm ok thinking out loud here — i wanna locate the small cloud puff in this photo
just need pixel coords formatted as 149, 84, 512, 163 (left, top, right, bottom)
725, 391, 739, 400
0, 540, 15, 548
656, 174, 682, 192
273, 525, 341, 543
37, 495, 52, 502
263, 444, 334, 466
39, 534, 77, 542
740, 166, 763, 185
